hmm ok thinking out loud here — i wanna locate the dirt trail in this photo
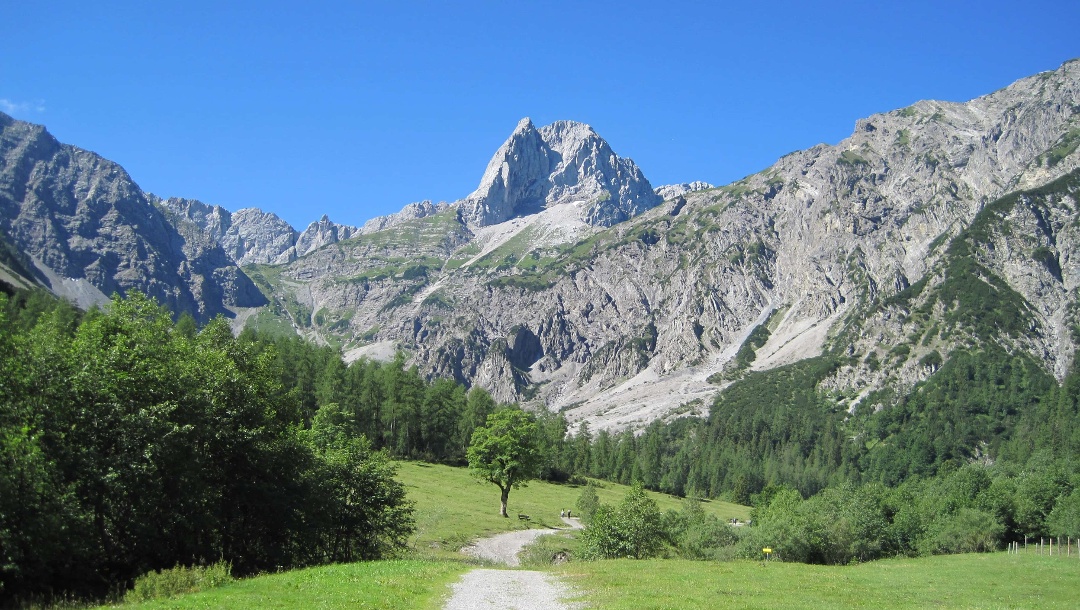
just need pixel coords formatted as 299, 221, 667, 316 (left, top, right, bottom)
445, 517, 584, 609
461, 517, 581, 566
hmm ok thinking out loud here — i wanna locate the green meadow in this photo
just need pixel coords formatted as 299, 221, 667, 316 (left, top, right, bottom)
104, 464, 1080, 609
397, 461, 749, 559
558, 553, 1080, 609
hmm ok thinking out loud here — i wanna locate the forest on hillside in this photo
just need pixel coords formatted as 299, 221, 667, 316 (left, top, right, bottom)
3, 285, 1080, 603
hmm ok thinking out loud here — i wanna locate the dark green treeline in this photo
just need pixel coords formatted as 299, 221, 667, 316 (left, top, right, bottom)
0, 291, 425, 602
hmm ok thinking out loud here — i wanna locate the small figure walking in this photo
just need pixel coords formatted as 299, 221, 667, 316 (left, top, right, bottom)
560, 509, 566, 518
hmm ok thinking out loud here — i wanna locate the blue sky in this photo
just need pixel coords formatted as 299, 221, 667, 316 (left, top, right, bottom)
2, 1, 1078, 230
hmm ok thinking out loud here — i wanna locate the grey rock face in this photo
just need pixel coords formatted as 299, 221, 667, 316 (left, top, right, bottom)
274, 60, 1080, 432
226, 207, 299, 265
0, 112, 265, 320
160, 198, 300, 266
654, 181, 714, 201
162, 197, 365, 265
363, 200, 452, 234
458, 118, 661, 228
295, 215, 359, 256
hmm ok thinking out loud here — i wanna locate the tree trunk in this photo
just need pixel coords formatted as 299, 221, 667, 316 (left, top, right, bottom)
500, 485, 510, 517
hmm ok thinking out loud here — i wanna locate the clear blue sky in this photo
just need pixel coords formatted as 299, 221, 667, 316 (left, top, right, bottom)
2, 1, 1078, 230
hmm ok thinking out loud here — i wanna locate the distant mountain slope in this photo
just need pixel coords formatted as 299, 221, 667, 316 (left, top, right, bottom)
253, 60, 1080, 431
0, 113, 265, 318
3, 60, 1080, 434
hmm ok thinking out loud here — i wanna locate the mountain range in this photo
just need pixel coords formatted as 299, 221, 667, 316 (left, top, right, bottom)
2, 59, 1079, 432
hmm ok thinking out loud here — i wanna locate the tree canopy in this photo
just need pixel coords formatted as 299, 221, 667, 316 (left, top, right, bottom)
466, 407, 543, 517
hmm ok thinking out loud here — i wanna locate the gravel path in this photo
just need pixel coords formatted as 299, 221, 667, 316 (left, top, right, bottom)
444, 569, 583, 610
446, 517, 585, 609
461, 517, 582, 567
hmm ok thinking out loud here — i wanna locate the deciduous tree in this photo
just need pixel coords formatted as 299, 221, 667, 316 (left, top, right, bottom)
466, 408, 542, 517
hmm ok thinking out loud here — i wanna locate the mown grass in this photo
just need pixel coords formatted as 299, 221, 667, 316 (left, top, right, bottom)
558, 553, 1080, 609
104, 560, 467, 610
396, 461, 749, 560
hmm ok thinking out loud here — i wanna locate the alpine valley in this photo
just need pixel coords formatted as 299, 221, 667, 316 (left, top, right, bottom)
3, 59, 1080, 436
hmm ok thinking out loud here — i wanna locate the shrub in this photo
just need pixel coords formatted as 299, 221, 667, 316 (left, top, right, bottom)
576, 481, 600, 523
124, 561, 233, 603
520, 534, 577, 567
668, 498, 740, 560
922, 508, 1003, 554
580, 484, 663, 560
1046, 488, 1080, 538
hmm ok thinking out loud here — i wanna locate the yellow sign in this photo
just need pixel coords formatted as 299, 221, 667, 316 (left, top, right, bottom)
763, 548, 772, 554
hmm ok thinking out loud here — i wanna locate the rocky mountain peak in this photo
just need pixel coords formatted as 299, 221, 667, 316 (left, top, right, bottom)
512, 116, 536, 133
295, 215, 359, 255
361, 200, 451, 234
458, 118, 660, 228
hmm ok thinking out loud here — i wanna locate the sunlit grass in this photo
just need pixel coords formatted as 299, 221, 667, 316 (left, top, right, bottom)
395, 461, 749, 559
105, 560, 467, 610
559, 552, 1080, 609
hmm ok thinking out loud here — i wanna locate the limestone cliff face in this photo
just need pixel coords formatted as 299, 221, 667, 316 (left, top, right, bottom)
458, 118, 661, 228
361, 200, 450, 234
161, 198, 298, 266
6, 60, 1080, 433
654, 181, 713, 201
267, 60, 1080, 431
0, 113, 265, 319
162, 198, 361, 266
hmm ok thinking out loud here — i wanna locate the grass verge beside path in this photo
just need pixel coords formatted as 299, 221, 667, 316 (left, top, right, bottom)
396, 461, 749, 559
559, 553, 1080, 609
108, 560, 468, 610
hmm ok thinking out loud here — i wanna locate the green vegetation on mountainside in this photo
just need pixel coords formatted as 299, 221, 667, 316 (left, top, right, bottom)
570, 172, 1080, 564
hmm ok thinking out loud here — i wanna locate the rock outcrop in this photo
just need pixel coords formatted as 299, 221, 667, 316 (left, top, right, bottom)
458, 118, 661, 228
361, 200, 451, 234
161, 198, 300, 266
654, 181, 714, 201
0, 113, 265, 318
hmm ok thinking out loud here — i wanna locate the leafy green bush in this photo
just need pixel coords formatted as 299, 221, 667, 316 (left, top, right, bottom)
576, 481, 601, 523
664, 498, 740, 560
124, 561, 233, 603
739, 485, 891, 564
1047, 488, 1080, 537
580, 484, 664, 560
922, 508, 1003, 554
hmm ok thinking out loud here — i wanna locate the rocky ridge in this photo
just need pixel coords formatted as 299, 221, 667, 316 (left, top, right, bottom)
4, 60, 1080, 433
0, 113, 265, 317
654, 181, 714, 201
160, 198, 361, 266
262, 60, 1080, 430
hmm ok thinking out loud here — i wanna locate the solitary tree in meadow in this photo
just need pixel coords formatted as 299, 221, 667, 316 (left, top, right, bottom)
467, 407, 542, 517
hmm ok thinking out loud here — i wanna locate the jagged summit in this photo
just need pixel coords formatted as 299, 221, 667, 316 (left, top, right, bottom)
458, 117, 661, 228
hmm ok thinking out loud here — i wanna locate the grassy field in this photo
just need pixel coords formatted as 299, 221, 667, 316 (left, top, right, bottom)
103, 560, 468, 610
395, 461, 750, 559
558, 553, 1080, 609
98, 463, 1080, 609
